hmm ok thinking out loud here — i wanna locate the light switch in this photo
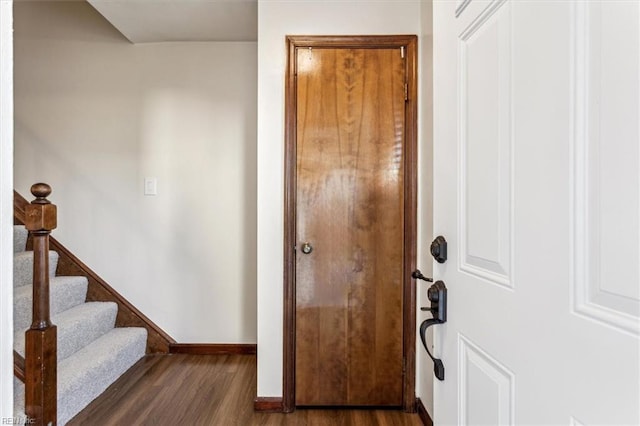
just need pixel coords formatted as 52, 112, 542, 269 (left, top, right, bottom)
144, 177, 157, 196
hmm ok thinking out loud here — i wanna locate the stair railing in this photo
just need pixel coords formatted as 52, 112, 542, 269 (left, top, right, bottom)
24, 183, 57, 426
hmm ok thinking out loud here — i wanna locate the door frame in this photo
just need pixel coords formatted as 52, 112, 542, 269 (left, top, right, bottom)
282, 35, 418, 413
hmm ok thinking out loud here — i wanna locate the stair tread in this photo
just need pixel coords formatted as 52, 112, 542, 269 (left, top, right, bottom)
14, 301, 118, 361
13, 250, 59, 288
11, 226, 150, 424
13, 276, 88, 331
13, 226, 28, 253
15, 327, 147, 425
13, 249, 59, 263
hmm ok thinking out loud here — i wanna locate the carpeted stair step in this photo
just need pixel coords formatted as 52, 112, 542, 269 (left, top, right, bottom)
14, 302, 118, 361
12, 218, 149, 423
13, 250, 59, 288
13, 377, 25, 424
14, 327, 147, 425
13, 276, 88, 332
13, 225, 28, 253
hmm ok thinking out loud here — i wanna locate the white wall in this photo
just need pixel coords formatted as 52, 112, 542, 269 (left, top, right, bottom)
256, 0, 422, 398
417, 0, 434, 418
13, 1, 258, 343
0, 0, 13, 418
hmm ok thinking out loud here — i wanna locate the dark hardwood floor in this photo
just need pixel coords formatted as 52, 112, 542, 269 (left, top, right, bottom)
68, 354, 424, 425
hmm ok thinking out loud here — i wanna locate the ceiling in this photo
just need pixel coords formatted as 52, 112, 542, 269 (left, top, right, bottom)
87, 0, 258, 43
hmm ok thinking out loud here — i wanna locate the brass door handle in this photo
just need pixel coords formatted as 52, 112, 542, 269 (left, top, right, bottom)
301, 242, 313, 254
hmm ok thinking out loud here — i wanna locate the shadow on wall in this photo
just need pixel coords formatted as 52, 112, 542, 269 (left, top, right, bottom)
13, 0, 258, 343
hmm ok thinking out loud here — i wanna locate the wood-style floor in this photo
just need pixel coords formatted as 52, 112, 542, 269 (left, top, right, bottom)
68, 354, 424, 425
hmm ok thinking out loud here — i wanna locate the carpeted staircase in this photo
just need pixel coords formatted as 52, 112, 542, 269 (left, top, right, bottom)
13, 225, 147, 425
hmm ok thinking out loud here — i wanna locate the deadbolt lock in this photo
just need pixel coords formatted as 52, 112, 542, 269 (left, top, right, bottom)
430, 236, 448, 263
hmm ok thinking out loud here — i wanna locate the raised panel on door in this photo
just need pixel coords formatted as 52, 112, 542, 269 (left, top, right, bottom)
458, 0, 513, 289
458, 335, 514, 426
434, 0, 639, 424
294, 47, 406, 406
566, 1, 640, 423
572, 0, 640, 336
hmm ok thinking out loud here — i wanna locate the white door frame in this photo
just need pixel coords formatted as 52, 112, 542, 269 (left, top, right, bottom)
0, 0, 14, 418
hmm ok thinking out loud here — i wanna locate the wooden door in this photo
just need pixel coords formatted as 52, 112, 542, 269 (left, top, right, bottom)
433, 0, 639, 424
288, 37, 416, 408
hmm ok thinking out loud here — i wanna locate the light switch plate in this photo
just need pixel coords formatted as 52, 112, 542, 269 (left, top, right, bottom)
144, 177, 157, 196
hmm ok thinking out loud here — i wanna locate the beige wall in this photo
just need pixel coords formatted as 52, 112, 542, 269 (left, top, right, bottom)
13, 1, 258, 343
418, 0, 434, 417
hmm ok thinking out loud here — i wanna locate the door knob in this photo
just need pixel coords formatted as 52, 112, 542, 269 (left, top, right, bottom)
301, 242, 313, 254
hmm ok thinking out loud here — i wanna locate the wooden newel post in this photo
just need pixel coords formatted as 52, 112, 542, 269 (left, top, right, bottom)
24, 183, 57, 426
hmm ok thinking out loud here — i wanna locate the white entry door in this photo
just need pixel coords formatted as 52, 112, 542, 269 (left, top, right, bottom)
433, 0, 639, 424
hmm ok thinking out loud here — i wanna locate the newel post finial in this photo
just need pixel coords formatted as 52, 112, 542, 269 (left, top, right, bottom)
30, 183, 52, 205
26, 183, 56, 233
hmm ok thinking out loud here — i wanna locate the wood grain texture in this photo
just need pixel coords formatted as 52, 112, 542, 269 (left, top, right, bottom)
283, 37, 299, 413
284, 35, 418, 411
24, 184, 58, 426
14, 190, 27, 224
67, 355, 423, 426
295, 45, 405, 406
415, 398, 433, 426
170, 344, 257, 355
254, 397, 284, 413
14, 350, 25, 383
401, 36, 419, 413
14, 190, 175, 354
25, 327, 57, 426
287, 35, 419, 48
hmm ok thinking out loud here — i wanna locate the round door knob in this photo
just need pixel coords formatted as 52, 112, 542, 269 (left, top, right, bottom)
301, 242, 313, 254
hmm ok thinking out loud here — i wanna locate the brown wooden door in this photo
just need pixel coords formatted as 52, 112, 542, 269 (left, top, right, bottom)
294, 46, 407, 406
